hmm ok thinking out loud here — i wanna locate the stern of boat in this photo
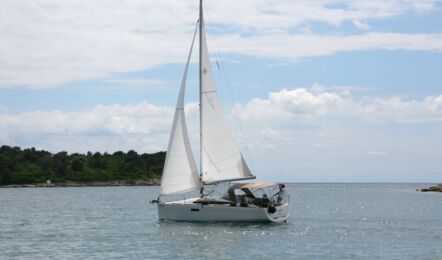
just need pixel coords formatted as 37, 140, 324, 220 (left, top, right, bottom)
265, 203, 290, 222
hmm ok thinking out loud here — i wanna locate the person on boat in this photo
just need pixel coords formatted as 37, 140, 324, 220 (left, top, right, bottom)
275, 184, 286, 205
240, 195, 248, 207
261, 193, 270, 207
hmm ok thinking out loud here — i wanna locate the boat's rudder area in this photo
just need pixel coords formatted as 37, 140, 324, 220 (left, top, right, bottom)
265, 203, 290, 223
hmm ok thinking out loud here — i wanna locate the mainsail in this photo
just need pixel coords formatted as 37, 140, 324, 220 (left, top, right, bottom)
160, 24, 200, 195
160, 7, 254, 193
199, 14, 254, 184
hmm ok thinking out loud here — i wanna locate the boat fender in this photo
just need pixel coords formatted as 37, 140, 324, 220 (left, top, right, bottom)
267, 205, 276, 213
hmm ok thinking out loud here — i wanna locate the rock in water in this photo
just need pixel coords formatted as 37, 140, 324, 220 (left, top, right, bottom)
420, 184, 442, 192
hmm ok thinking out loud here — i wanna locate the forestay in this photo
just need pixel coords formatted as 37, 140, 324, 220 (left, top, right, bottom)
199, 15, 254, 183
160, 24, 201, 195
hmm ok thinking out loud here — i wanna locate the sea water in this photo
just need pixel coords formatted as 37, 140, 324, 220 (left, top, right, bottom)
0, 184, 441, 259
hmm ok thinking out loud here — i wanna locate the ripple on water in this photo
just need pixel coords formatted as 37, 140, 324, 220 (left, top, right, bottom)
0, 184, 441, 259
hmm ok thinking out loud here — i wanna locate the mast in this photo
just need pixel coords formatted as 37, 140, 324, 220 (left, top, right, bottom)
199, 0, 204, 193
197, 0, 255, 186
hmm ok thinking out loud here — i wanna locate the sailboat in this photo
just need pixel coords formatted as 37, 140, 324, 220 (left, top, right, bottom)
152, 0, 290, 222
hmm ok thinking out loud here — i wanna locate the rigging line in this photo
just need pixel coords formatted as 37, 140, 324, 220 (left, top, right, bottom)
203, 11, 256, 175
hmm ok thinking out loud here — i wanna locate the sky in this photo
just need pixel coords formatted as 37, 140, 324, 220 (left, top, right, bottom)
1, 0, 441, 182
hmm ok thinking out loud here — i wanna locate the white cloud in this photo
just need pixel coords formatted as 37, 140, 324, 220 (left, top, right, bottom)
0, 102, 173, 153
0, 105, 8, 114
203, 0, 437, 31
236, 87, 347, 120
261, 127, 282, 139
0, 0, 440, 87
353, 20, 370, 30
1, 87, 442, 181
355, 95, 442, 122
217, 32, 442, 61
367, 151, 387, 156
101, 78, 167, 87
1, 87, 441, 155
0, 100, 204, 154
236, 86, 442, 123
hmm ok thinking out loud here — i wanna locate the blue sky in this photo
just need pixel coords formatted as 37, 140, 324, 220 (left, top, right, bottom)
1, 0, 441, 182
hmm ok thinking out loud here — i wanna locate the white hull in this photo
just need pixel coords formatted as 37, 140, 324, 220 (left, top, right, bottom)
157, 198, 290, 223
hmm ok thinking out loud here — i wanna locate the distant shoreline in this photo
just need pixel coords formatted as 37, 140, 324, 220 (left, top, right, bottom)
1, 182, 440, 189
0, 180, 160, 188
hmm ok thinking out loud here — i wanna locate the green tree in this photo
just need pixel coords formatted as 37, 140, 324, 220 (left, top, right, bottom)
71, 159, 84, 172
0, 145, 165, 185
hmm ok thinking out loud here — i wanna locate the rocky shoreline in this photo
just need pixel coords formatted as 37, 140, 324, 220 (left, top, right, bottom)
0, 179, 160, 188
420, 184, 442, 193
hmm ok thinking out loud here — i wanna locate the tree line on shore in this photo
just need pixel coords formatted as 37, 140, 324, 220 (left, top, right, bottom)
0, 145, 165, 185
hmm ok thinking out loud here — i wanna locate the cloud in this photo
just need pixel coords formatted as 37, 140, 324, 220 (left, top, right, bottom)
1, 86, 441, 154
203, 0, 437, 31
0, 105, 8, 114
353, 20, 370, 30
0, 102, 173, 153
367, 151, 387, 156
236, 87, 346, 120
217, 32, 442, 61
101, 78, 167, 87
1, 87, 442, 182
0, 100, 204, 154
236, 86, 442, 123
261, 127, 282, 139
0, 0, 440, 87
